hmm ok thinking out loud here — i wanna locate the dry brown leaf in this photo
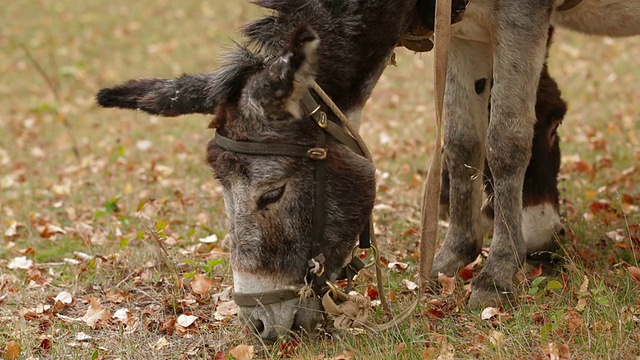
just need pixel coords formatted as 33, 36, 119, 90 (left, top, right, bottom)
402, 279, 419, 291
4, 220, 19, 238
547, 343, 570, 360
488, 330, 504, 347
81, 297, 111, 328
421, 347, 438, 360
576, 297, 589, 312
626, 266, 640, 282
191, 273, 214, 295
105, 289, 131, 303
149, 337, 169, 351
176, 314, 198, 327
8, 256, 33, 270
229, 344, 255, 360
76, 332, 92, 341
579, 275, 589, 293
438, 272, 456, 297
39, 337, 51, 352
160, 316, 177, 335
3, 340, 20, 360
481, 307, 503, 321
529, 264, 543, 278
54, 291, 74, 305
215, 301, 240, 320
436, 342, 455, 360
388, 262, 409, 272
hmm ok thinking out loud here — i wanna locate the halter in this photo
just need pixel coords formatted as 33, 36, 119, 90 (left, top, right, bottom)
216, 88, 371, 307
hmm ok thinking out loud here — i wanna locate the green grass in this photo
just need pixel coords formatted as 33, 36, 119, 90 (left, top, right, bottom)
1, 1, 640, 359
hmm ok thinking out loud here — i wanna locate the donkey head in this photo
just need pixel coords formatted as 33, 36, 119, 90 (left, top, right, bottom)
97, 27, 376, 340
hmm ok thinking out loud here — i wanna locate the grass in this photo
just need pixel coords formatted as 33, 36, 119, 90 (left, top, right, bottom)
1, 1, 639, 359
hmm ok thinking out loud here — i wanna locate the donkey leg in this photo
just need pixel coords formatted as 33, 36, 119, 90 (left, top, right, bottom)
432, 37, 492, 277
469, 1, 552, 307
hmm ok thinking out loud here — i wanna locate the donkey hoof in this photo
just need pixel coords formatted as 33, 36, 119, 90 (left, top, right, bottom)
468, 278, 515, 309
431, 247, 468, 278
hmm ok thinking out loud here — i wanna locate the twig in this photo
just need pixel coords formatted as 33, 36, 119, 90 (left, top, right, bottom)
21, 44, 81, 161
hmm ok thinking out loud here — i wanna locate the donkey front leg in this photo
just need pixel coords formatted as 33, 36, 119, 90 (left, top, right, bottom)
469, 1, 552, 307
432, 37, 492, 277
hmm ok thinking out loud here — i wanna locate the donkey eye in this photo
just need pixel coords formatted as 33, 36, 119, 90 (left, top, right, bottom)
257, 186, 285, 210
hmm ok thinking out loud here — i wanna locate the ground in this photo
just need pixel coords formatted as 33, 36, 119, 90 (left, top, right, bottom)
1, 1, 639, 359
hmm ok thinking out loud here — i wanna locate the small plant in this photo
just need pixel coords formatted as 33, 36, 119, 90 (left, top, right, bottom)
183, 258, 225, 279
528, 276, 563, 296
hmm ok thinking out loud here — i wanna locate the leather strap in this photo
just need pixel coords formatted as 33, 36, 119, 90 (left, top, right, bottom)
214, 133, 324, 158
557, 0, 583, 11
300, 91, 364, 157
233, 287, 302, 307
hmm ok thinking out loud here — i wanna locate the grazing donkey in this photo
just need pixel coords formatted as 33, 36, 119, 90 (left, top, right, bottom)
440, 27, 568, 255
433, 0, 640, 306
96, 0, 639, 339
98, 0, 422, 340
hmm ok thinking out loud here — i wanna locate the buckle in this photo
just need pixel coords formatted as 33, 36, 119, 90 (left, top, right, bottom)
315, 112, 328, 128
307, 147, 327, 160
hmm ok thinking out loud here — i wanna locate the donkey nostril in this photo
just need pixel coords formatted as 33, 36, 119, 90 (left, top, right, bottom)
555, 223, 568, 237
250, 318, 265, 335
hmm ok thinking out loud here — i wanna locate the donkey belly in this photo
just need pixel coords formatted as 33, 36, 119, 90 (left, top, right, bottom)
552, 0, 640, 37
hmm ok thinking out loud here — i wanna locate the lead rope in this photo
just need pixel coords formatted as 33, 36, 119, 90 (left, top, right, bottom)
310, 81, 393, 317
420, 0, 451, 288
310, 0, 451, 331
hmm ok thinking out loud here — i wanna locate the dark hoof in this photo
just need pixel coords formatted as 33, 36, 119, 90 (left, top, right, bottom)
468, 272, 515, 309
431, 247, 469, 278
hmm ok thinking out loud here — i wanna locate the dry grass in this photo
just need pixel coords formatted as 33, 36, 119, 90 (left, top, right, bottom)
1, 1, 639, 359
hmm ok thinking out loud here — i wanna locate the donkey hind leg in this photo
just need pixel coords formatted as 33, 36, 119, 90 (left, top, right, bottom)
469, 1, 552, 308
432, 37, 492, 278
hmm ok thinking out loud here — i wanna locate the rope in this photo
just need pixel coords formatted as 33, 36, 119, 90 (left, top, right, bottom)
418, 0, 450, 290
310, 81, 393, 317
311, 0, 452, 329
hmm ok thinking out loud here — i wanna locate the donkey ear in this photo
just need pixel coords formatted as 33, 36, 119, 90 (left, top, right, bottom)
243, 26, 319, 120
97, 73, 227, 117
97, 49, 265, 117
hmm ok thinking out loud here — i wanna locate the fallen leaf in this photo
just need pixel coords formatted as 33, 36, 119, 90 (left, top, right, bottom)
488, 330, 504, 347
4, 220, 19, 238
191, 273, 213, 295
529, 264, 543, 278
481, 307, 503, 321
576, 297, 589, 312
8, 256, 33, 270
229, 344, 255, 360
176, 314, 198, 327
402, 279, 419, 291
3, 340, 20, 360
547, 342, 570, 360
54, 291, 74, 305
438, 273, 455, 296
39, 337, 51, 352
458, 267, 474, 281
626, 266, 640, 282
421, 346, 438, 360
105, 289, 131, 303
436, 342, 455, 360
149, 337, 169, 350
76, 332, 92, 341
112, 308, 130, 322
81, 297, 111, 328
366, 287, 379, 300
160, 316, 177, 335
215, 301, 240, 320
199, 234, 218, 243
579, 275, 589, 293
388, 262, 409, 271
